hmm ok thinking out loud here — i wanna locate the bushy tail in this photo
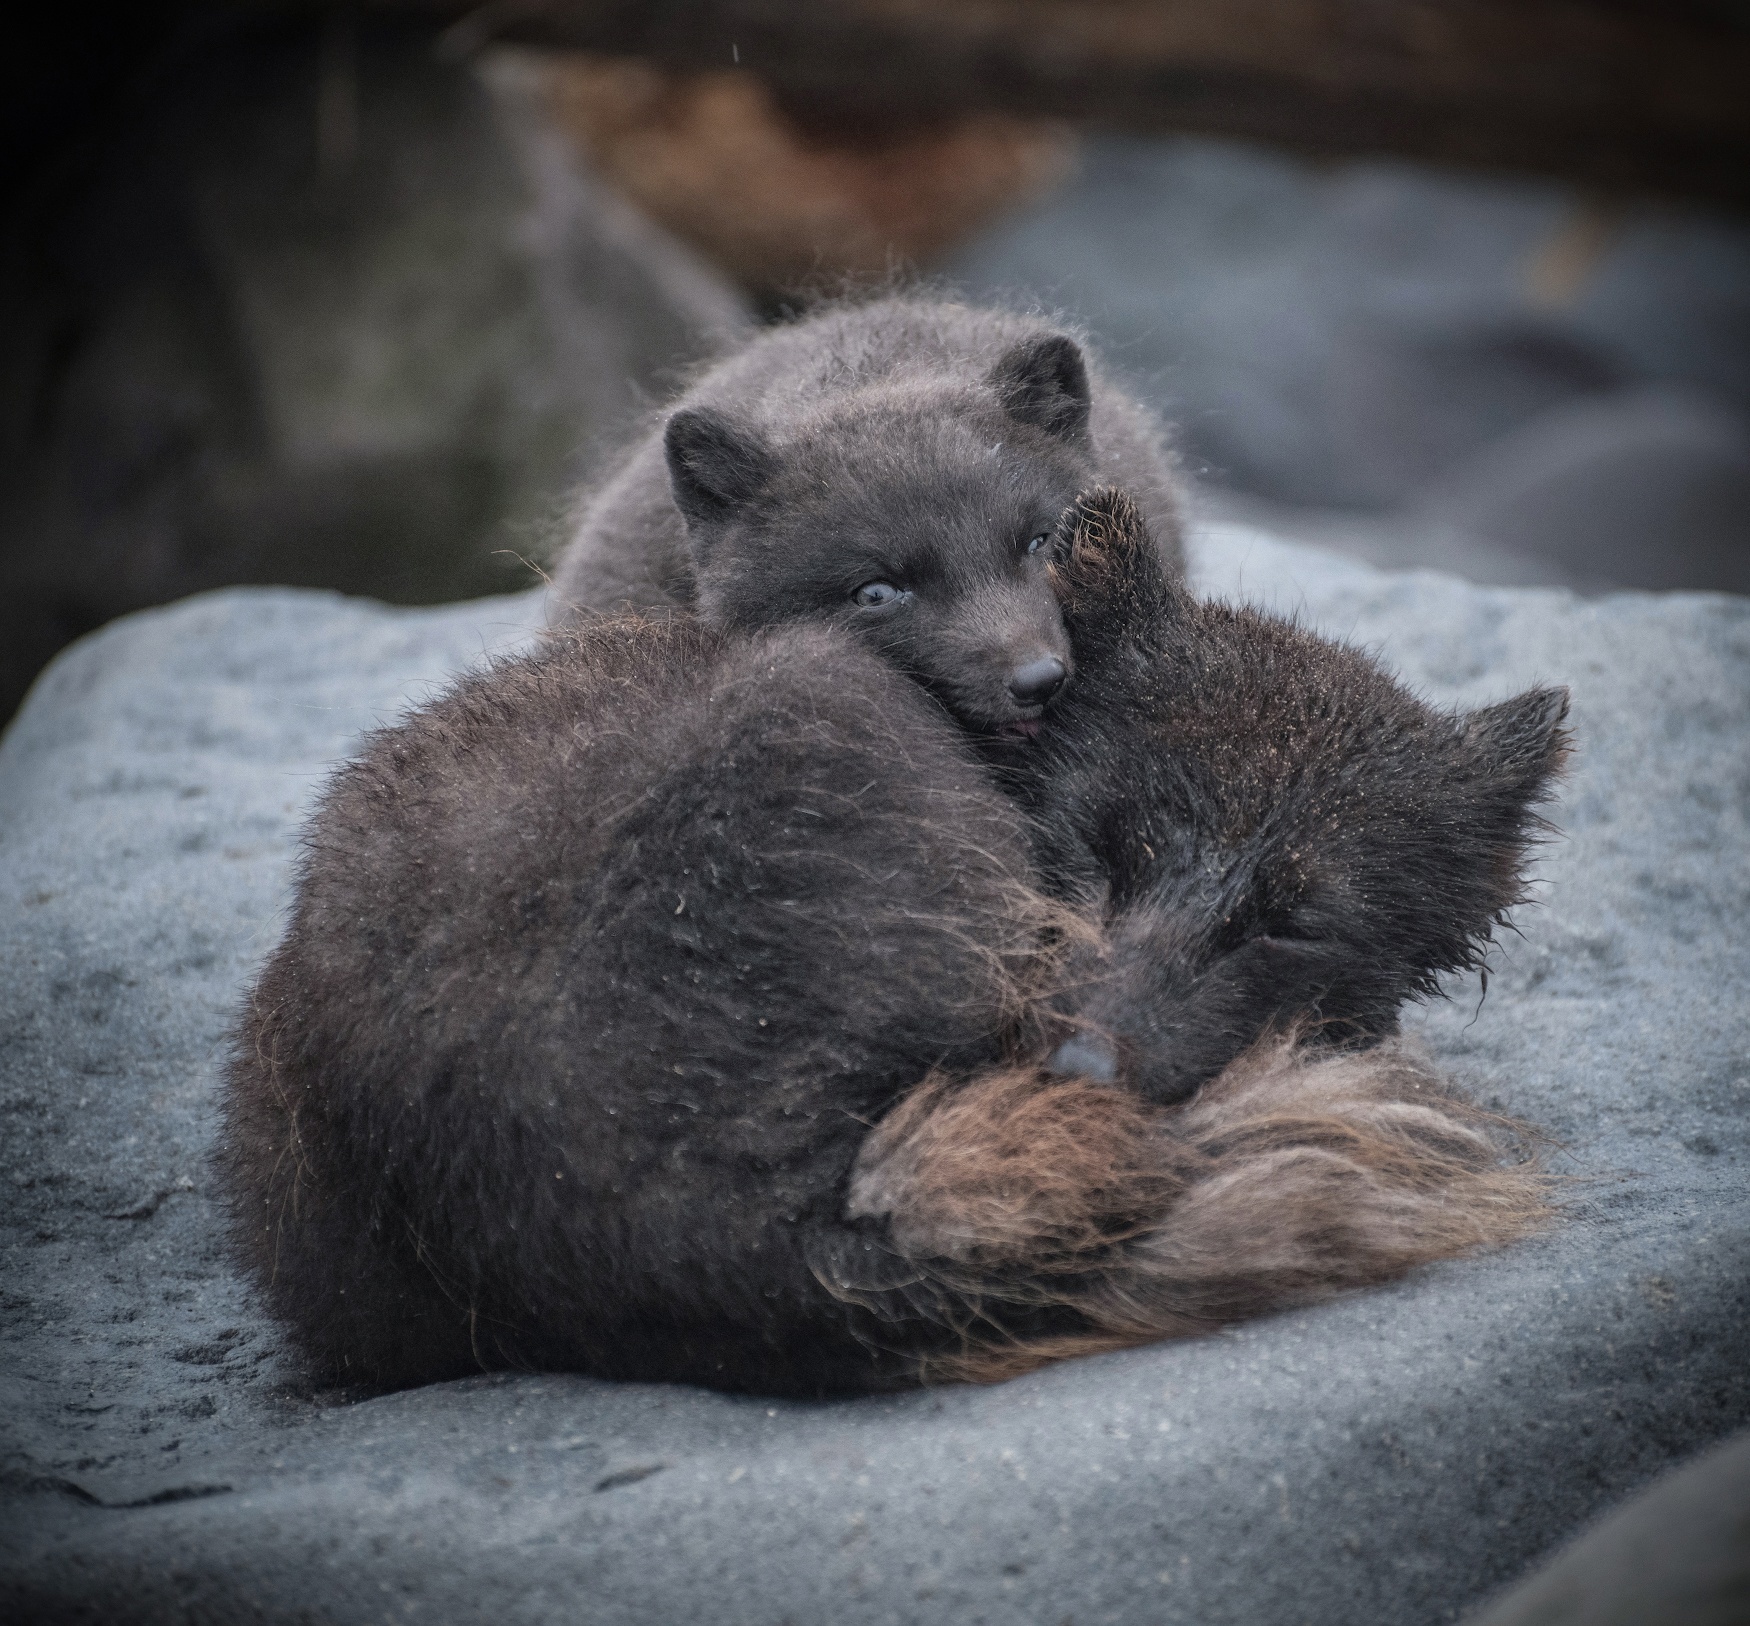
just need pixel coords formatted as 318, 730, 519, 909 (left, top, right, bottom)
838, 1032, 1551, 1382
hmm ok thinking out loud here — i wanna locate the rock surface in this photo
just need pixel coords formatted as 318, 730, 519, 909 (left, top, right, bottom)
2, 529, 1747, 1624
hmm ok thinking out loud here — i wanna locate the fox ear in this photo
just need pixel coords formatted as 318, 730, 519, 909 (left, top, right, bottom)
664, 408, 776, 539
1441, 685, 1572, 926
989, 334, 1091, 445
1463, 686, 1572, 798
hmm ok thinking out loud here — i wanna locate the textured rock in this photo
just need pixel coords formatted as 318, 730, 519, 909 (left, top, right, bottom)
1, 529, 1747, 1624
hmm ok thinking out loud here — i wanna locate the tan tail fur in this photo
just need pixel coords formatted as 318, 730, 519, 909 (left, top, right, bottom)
844, 1031, 1552, 1383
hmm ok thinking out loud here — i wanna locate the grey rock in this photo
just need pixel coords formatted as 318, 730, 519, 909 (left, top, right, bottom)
1197, 383, 1750, 597
1463, 1426, 1750, 1626
1186, 491, 1589, 594
0, 18, 748, 720
946, 134, 1750, 589
1413, 386, 1750, 596
2, 530, 1748, 1625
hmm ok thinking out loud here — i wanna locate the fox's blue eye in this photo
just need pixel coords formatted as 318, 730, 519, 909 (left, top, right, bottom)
853, 581, 903, 608
1025, 533, 1051, 556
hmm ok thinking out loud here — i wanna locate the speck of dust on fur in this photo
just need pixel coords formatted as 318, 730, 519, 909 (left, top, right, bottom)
214, 300, 1570, 1400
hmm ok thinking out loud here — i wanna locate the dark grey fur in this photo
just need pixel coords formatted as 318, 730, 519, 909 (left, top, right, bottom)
218, 281, 1564, 1395
550, 296, 1182, 734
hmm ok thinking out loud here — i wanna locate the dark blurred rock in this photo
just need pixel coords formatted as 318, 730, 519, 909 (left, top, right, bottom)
2, 530, 1747, 1624
1325, 322, 1625, 506
1464, 1427, 1750, 1626
1199, 385, 1750, 595
0, 17, 747, 721
350, 1, 1750, 208
1416, 386, 1750, 595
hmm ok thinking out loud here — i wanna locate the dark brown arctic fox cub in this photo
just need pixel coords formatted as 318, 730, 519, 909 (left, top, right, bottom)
550, 295, 1181, 736
990, 489, 1574, 1106
220, 619, 1058, 1396
219, 529, 1561, 1397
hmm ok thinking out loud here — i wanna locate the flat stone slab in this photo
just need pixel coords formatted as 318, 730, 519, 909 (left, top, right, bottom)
2, 531, 1746, 1624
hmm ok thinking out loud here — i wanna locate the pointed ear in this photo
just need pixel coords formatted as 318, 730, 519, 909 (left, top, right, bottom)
1463, 686, 1572, 799
664, 408, 776, 538
988, 334, 1091, 445
1438, 685, 1572, 930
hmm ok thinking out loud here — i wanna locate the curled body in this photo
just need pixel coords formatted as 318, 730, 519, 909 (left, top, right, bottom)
218, 590, 1558, 1396
991, 489, 1573, 1105
219, 620, 1055, 1395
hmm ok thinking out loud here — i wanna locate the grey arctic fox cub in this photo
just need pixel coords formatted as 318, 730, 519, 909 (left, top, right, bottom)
218, 489, 1566, 1399
551, 296, 1183, 738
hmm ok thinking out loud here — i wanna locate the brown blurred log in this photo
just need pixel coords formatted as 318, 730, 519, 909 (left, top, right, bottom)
13, 4, 1748, 206
537, 53, 1076, 296
338, 0, 1748, 206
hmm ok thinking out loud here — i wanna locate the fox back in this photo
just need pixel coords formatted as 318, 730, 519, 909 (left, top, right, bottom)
217, 617, 1057, 1395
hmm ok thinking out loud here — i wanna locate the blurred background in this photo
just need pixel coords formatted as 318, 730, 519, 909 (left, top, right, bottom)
4, 1, 1747, 720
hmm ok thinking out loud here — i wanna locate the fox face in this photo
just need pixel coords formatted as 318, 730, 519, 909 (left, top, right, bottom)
664, 335, 1093, 736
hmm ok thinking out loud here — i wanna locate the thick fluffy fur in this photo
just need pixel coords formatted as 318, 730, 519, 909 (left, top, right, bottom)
550, 295, 1182, 734
219, 600, 1555, 1398
988, 490, 1573, 1104
219, 618, 1065, 1395
843, 1035, 1547, 1383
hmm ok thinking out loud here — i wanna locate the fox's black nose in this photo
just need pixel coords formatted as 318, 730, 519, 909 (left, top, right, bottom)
1008, 655, 1066, 707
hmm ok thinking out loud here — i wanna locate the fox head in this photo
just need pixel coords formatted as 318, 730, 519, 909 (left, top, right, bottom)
663, 334, 1094, 737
